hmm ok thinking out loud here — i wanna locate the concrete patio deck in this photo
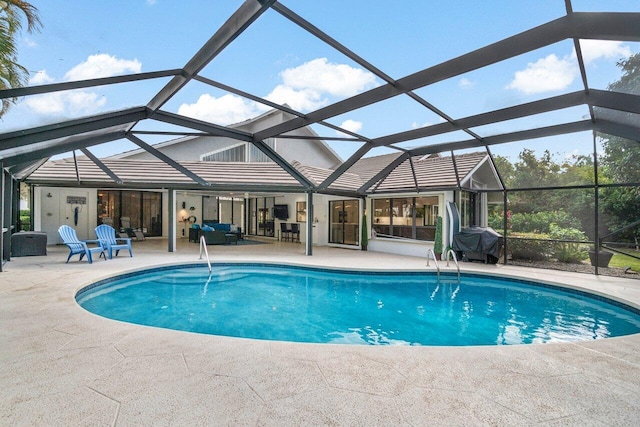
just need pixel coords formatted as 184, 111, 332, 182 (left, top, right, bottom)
2, 237, 640, 426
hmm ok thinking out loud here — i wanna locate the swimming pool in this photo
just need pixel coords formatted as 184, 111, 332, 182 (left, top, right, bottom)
76, 263, 640, 346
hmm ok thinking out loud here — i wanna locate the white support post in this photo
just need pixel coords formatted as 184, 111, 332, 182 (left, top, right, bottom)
168, 189, 176, 252
305, 191, 313, 256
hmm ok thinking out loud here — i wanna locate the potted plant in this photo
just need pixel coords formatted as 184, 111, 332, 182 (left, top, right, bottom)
588, 245, 613, 268
361, 212, 368, 251
433, 216, 443, 260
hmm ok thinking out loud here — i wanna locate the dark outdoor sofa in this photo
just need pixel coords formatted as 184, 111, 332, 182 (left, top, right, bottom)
202, 221, 242, 240
200, 229, 238, 245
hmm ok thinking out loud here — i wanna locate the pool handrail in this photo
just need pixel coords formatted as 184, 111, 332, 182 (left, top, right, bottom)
199, 235, 212, 273
426, 248, 440, 278
445, 249, 461, 282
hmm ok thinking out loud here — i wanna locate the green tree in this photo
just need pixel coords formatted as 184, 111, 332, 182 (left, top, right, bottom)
608, 52, 640, 95
494, 148, 597, 239
492, 155, 514, 185
598, 52, 640, 243
0, 0, 41, 117
508, 149, 564, 214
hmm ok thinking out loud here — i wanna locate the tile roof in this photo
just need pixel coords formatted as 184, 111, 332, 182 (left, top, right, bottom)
362, 152, 488, 193
27, 152, 492, 194
29, 159, 303, 190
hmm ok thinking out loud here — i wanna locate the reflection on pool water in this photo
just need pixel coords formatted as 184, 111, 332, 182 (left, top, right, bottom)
76, 263, 640, 346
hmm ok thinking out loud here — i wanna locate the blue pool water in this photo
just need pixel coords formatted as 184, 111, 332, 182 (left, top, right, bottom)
76, 263, 640, 346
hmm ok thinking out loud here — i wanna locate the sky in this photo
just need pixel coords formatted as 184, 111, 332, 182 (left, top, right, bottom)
4, 0, 639, 163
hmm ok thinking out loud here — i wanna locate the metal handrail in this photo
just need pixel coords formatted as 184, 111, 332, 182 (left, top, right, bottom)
445, 249, 461, 282
199, 235, 212, 273
426, 248, 440, 278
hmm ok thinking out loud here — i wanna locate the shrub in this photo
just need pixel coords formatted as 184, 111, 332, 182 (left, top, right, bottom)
489, 210, 582, 234
508, 233, 552, 261
433, 216, 443, 256
19, 209, 31, 231
487, 213, 505, 230
510, 211, 581, 234
548, 223, 589, 263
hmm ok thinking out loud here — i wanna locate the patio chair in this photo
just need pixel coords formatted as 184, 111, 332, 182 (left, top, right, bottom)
58, 225, 106, 264
280, 222, 291, 241
120, 216, 145, 241
290, 223, 300, 243
95, 224, 133, 259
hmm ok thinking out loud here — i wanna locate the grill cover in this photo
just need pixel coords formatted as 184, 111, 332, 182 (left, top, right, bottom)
452, 226, 502, 264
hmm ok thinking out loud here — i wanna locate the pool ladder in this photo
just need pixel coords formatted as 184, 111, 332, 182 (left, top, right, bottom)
199, 235, 212, 273
427, 248, 460, 282
426, 248, 441, 279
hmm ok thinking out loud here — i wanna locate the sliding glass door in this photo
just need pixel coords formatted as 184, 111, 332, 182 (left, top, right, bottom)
97, 190, 163, 237
329, 199, 359, 245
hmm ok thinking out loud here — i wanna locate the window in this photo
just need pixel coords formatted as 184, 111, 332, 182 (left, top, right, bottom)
457, 191, 472, 228
296, 201, 306, 222
201, 138, 277, 163
201, 143, 245, 162
372, 195, 442, 241
416, 196, 439, 226
373, 198, 392, 237
248, 138, 276, 162
392, 198, 413, 238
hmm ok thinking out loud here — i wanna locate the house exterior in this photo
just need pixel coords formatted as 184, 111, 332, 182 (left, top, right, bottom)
27, 109, 502, 258
112, 108, 342, 169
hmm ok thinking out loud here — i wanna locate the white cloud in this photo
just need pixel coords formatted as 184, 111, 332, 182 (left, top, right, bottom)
179, 58, 377, 123
24, 37, 37, 48
280, 58, 377, 97
25, 69, 107, 117
506, 41, 632, 96
177, 93, 268, 125
335, 119, 362, 136
266, 85, 326, 112
506, 54, 577, 95
265, 58, 377, 112
411, 121, 432, 129
576, 40, 632, 65
64, 54, 141, 81
459, 78, 475, 89
20, 54, 141, 121
30, 70, 55, 85
25, 91, 106, 116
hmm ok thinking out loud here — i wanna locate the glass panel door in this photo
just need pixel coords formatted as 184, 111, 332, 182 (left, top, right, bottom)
248, 198, 257, 235
121, 191, 141, 230
257, 197, 275, 237
97, 190, 162, 237
219, 197, 232, 223
329, 199, 359, 245
143, 192, 162, 236
97, 190, 119, 228
202, 196, 219, 223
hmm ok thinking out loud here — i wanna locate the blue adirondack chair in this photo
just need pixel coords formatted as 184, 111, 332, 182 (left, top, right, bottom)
58, 225, 106, 264
95, 224, 133, 259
